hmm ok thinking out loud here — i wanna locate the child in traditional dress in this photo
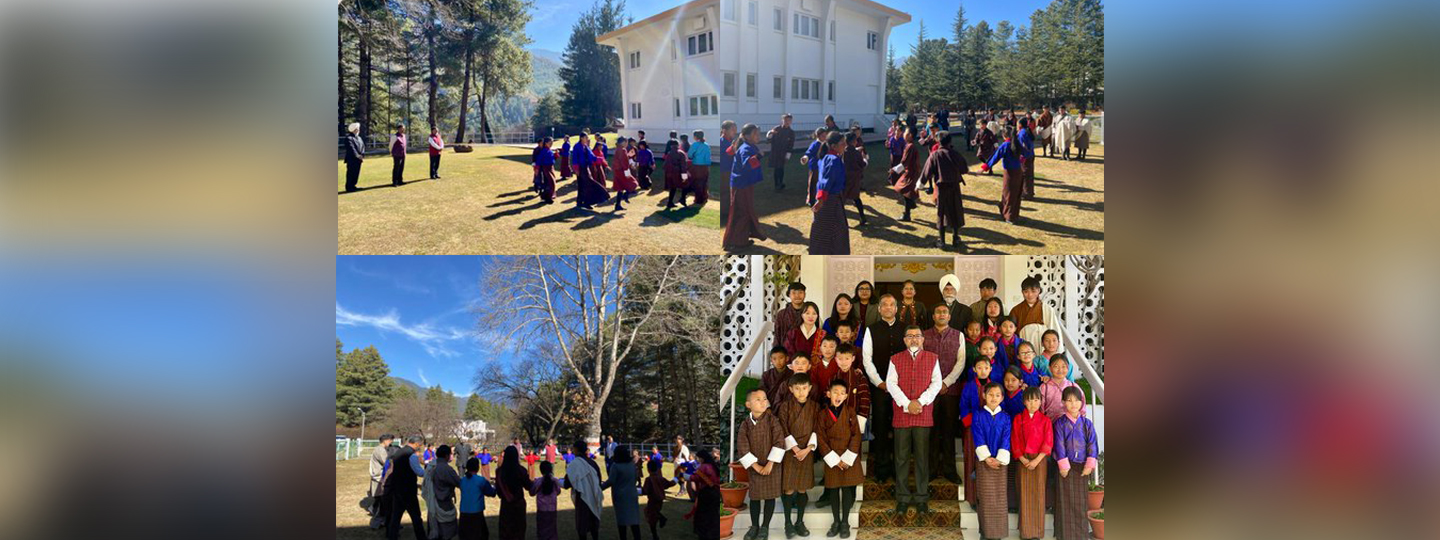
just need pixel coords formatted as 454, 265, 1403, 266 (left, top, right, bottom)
688, 448, 722, 540
1001, 366, 1027, 417
885, 120, 904, 175
1052, 387, 1097, 540
610, 137, 638, 213
809, 130, 850, 255
687, 130, 711, 206
458, 457, 496, 540
993, 317, 1022, 375
966, 337, 1000, 385
723, 123, 767, 249
533, 137, 557, 204
817, 379, 862, 539
761, 345, 794, 410
972, 120, 996, 174
776, 373, 819, 538
1039, 354, 1082, 420
1012, 387, 1053, 540
963, 320, 983, 382
981, 125, 1025, 223
663, 140, 689, 210
525, 449, 540, 478
801, 127, 827, 207
738, 388, 785, 540
979, 298, 1004, 341
1036, 330, 1076, 382
1013, 342, 1044, 388
529, 461, 561, 540
679, 133, 690, 154
891, 128, 920, 221
960, 357, 994, 507
559, 136, 573, 180
563, 449, 575, 465
635, 141, 655, 190
642, 458, 673, 540
842, 130, 869, 226
478, 447, 493, 478
785, 301, 825, 360
496, 447, 530, 540
973, 382, 1012, 540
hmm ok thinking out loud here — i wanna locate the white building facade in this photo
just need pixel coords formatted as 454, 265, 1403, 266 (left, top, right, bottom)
596, 0, 910, 144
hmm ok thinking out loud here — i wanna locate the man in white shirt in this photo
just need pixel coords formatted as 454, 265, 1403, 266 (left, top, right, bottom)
885, 326, 943, 515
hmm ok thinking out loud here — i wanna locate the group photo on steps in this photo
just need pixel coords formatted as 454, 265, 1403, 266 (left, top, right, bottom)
719, 255, 1105, 540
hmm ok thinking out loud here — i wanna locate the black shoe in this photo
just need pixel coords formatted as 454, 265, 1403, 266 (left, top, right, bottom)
889, 503, 907, 515
760, 529, 770, 540
814, 497, 829, 509
795, 523, 809, 537
915, 503, 930, 514
784, 524, 795, 539
826, 523, 839, 537
839, 525, 850, 539
936, 237, 946, 249
744, 527, 759, 540
901, 212, 911, 222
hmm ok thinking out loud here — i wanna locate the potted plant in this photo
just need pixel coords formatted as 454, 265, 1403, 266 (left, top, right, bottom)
1087, 451, 1104, 511
1087, 510, 1104, 539
730, 462, 750, 483
720, 507, 737, 539
721, 481, 750, 510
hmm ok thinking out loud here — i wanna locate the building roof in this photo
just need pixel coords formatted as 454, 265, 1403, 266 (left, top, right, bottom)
596, 0, 911, 45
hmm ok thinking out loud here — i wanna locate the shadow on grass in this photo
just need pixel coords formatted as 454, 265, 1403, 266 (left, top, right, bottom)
338, 177, 435, 195
338, 501, 710, 540
483, 199, 551, 221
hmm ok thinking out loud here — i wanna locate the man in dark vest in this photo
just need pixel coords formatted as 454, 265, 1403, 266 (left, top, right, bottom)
344, 122, 365, 193
765, 114, 796, 190
861, 294, 906, 482
385, 435, 428, 540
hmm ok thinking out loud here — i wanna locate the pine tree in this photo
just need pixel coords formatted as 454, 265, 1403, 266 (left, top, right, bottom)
336, 345, 395, 426
558, 0, 628, 129
885, 45, 902, 113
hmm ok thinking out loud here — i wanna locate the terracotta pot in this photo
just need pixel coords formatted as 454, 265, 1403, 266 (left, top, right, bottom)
719, 509, 737, 539
730, 462, 750, 483
720, 482, 750, 510
1088, 511, 1104, 539
1087, 488, 1104, 511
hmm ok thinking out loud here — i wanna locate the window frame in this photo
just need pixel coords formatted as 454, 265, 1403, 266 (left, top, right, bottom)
723, 71, 737, 98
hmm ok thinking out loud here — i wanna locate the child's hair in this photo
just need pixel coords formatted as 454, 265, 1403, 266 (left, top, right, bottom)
939, 131, 952, 146
821, 335, 839, 346
638, 130, 646, 136
999, 316, 1016, 329
1061, 386, 1084, 402
692, 129, 705, 141
665, 140, 678, 153
983, 382, 1002, 394
595, 134, 605, 144
1018, 341, 1035, 355
679, 134, 689, 141
820, 130, 844, 156
668, 130, 678, 139
1004, 365, 1023, 381
538, 461, 557, 495
541, 136, 552, 144
741, 123, 759, 138
787, 281, 806, 293
787, 372, 812, 387
830, 379, 849, 392
1021, 276, 1041, 290
1042, 329, 1059, 342
844, 130, 857, 146
1022, 387, 1042, 401
465, 457, 479, 477
638, 140, 648, 149
721, 119, 736, 133
437, 445, 452, 461
979, 278, 997, 290
746, 387, 767, 399
647, 458, 662, 473
1049, 353, 1069, 369
769, 345, 790, 357
791, 351, 811, 362
835, 320, 853, 332
836, 343, 855, 356
813, 127, 827, 139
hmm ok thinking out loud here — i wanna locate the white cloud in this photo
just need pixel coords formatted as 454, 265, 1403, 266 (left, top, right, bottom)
336, 303, 470, 358
418, 368, 431, 386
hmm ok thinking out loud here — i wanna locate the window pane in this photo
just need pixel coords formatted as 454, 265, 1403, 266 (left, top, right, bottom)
675, 99, 680, 117
688, 36, 696, 55
792, 79, 798, 99
749, 2, 757, 25
690, 98, 697, 116
747, 74, 756, 97
812, 81, 820, 100
793, 13, 799, 33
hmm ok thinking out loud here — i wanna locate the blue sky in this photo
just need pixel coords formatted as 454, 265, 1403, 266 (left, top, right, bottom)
336, 256, 503, 396
525, 0, 1060, 60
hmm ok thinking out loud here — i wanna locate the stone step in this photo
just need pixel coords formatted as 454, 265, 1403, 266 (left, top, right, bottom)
730, 502, 859, 533
857, 527, 1091, 540
858, 500, 1056, 531
861, 477, 961, 502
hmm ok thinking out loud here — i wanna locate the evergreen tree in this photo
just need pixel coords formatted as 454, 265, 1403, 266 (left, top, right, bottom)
884, 45, 902, 113
530, 91, 563, 133
336, 345, 394, 426
558, 0, 629, 129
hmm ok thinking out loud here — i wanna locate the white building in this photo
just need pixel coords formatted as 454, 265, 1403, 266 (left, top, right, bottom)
596, 0, 910, 144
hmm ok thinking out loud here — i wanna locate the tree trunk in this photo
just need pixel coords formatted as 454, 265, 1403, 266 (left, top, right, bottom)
426, 26, 438, 132
338, 30, 345, 136
455, 39, 473, 144
355, 36, 372, 140
478, 62, 492, 144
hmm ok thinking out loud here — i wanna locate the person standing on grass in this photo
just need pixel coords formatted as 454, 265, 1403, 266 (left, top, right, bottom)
919, 130, 970, 250
369, 434, 395, 529
765, 114, 796, 191
663, 139, 689, 210
1016, 117, 1037, 201
566, 440, 604, 540
673, 436, 694, 496
529, 461, 561, 540
604, 446, 643, 540
1053, 109, 1076, 161
842, 130, 869, 227
389, 123, 406, 187
687, 130, 711, 206
558, 135, 573, 180
423, 445, 462, 540
1073, 111, 1092, 160
610, 137, 637, 213
889, 128, 921, 222
981, 125, 1026, 224
642, 458, 674, 540
800, 127, 826, 207
591, 134, 610, 187
723, 123, 768, 249
687, 448, 722, 540
545, 439, 558, 464
458, 457, 496, 540
428, 127, 444, 179
717, 121, 737, 191
343, 122, 365, 193
385, 435, 428, 540
533, 137, 557, 204
496, 446, 530, 540
808, 130, 851, 255
571, 133, 606, 210
635, 141, 655, 190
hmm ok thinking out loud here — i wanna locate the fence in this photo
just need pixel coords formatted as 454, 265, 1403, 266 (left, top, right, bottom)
335, 438, 719, 462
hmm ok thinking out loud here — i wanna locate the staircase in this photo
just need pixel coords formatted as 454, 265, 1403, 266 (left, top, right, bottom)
728, 459, 1067, 540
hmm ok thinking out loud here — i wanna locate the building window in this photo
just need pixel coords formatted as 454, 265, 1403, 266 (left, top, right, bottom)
674, 98, 681, 117
688, 95, 719, 117
774, 76, 783, 99
867, 32, 879, 50
630, 102, 642, 119
793, 14, 819, 39
628, 51, 640, 69
671, 41, 677, 60
712, 95, 719, 115
774, 8, 783, 30
830, 21, 835, 41
746, 73, 757, 98
687, 31, 713, 56
748, 1, 757, 25
828, 80, 834, 101
791, 77, 821, 101
722, 0, 736, 21
723, 72, 737, 97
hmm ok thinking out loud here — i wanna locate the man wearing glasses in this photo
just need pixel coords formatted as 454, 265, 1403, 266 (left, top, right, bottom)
884, 326, 944, 515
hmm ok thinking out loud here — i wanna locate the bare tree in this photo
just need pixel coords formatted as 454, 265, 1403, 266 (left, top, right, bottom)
478, 256, 718, 449
475, 341, 574, 442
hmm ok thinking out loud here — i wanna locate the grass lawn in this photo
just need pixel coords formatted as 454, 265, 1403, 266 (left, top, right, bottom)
338, 145, 722, 254
713, 141, 1104, 254
336, 457, 704, 540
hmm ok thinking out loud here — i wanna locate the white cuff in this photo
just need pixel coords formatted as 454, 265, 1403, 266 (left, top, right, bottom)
807, 433, 817, 449
975, 445, 991, 462
823, 452, 840, 467
857, 416, 867, 432
840, 450, 858, 466
739, 453, 758, 469
784, 436, 798, 450
767, 447, 786, 463
996, 449, 1011, 466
